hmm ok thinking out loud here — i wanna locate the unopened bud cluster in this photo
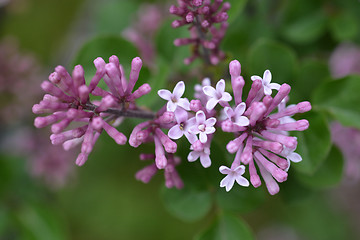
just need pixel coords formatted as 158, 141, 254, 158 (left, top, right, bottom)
170, 0, 229, 65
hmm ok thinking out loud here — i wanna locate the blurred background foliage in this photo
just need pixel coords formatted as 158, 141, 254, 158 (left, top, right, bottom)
1, 0, 360, 239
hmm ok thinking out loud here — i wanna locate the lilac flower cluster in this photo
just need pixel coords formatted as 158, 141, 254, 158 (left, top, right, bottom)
170, 0, 229, 65
33, 56, 153, 166
147, 60, 311, 194
32, 55, 311, 194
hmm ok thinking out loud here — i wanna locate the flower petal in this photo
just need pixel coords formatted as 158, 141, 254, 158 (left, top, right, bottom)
199, 132, 208, 143
200, 154, 211, 168
289, 152, 302, 163
216, 79, 225, 92
234, 116, 250, 127
196, 110, 206, 124
221, 92, 232, 102
235, 175, 250, 187
224, 107, 234, 119
235, 102, 246, 115
205, 117, 216, 127
177, 98, 190, 110
167, 101, 177, 112
168, 125, 184, 139
263, 70, 272, 85
251, 75, 262, 81
188, 151, 200, 162
174, 108, 188, 123
184, 132, 198, 144
173, 81, 185, 98
203, 86, 216, 97
220, 175, 235, 192
158, 89, 172, 100
269, 82, 281, 90
219, 166, 231, 174
206, 98, 219, 111
264, 86, 272, 96
205, 126, 215, 135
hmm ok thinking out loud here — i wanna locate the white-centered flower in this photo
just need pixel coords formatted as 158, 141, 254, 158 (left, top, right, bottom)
168, 108, 197, 144
188, 110, 216, 143
219, 165, 249, 192
158, 81, 190, 112
251, 70, 280, 96
188, 145, 211, 168
203, 79, 232, 111
224, 102, 250, 127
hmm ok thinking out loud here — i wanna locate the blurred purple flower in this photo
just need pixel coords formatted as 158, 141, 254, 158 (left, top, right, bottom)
329, 42, 360, 78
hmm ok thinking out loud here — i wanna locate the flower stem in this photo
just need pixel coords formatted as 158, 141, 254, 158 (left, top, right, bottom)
194, 15, 211, 65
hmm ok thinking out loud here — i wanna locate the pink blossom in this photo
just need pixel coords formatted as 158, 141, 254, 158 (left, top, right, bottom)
158, 81, 190, 111
251, 70, 280, 96
203, 79, 232, 111
188, 110, 216, 143
219, 165, 249, 192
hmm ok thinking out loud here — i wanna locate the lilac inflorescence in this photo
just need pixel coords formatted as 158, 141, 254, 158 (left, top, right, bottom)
217, 60, 311, 194
33, 56, 152, 166
170, 0, 230, 65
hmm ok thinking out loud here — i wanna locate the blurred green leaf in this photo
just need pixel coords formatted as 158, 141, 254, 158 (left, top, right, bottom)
292, 59, 330, 102
329, 12, 359, 41
296, 145, 344, 189
226, 0, 248, 23
282, 11, 327, 44
14, 203, 67, 240
293, 111, 332, 175
195, 213, 254, 240
160, 185, 212, 222
248, 39, 298, 84
312, 75, 360, 129
216, 185, 265, 213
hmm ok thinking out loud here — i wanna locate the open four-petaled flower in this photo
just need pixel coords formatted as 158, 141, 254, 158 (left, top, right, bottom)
224, 102, 250, 127
251, 70, 280, 96
158, 81, 190, 112
189, 111, 216, 143
219, 165, 249, 192
203, 79, 232, 111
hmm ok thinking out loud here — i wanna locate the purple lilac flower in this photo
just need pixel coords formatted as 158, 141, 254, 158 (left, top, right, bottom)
203, 79, 232, 111
251, 70, 281, 96
216, 60, 311, 194
220, 165, 249, 192
158, 81, 190, 111
329, 42, 360, 78
33, 56, 152, 166
170, 0, 230, 65
188, 110, 216, 143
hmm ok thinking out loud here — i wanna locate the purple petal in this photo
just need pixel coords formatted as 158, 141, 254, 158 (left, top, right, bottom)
189, 125, 200, 134
177, 98, 190, 110
167, 101, 177, 112
200, 154, 211, 168
234, 116, 249, 127
224, 107, 234, 119
263, 70, 272, 85
199, 132, 208, 143
184, 132, 198, 144
235, 102, 246, 115
174, 108, 188, 123
235, 176, 250, 187
196, 110, 206, 124
158, 89, 172, 100
269, 82, 281, 90
206, 98, 219, 111
205, 126, 215, 135
173, 81, 185, 98
251, 75, 262, 81
216, 79, 225, 93
289, 152, 302, 163
168, 125, 184, 139
219, 166, 232, 174
188, 151, 200, 162
264, 86, 272, 96
203, 86, 216, 97
234, 165, 246, 175
205, 117, 216, 127
220, 175, 235, 192
221, 92, 232, 102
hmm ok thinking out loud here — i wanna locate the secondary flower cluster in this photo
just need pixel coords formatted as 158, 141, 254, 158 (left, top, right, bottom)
170, 0, 229, 65
33, 56, 153, 166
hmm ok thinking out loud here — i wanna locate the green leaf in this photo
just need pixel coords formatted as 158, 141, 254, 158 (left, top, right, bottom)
160, 185, 212, 222
216, 186, 265, 213
226, 0, 248, 23
293, 111, 332, 175
292, 59, 330, 102
296, 145, 344, 189
312, 75, 360, 129
14, 203, 67, 240
282, 11, 327, 44
248, 39, 298, 84
195, 214, 254, 240
72, 35, 139, 84
329, 12, 359, 41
